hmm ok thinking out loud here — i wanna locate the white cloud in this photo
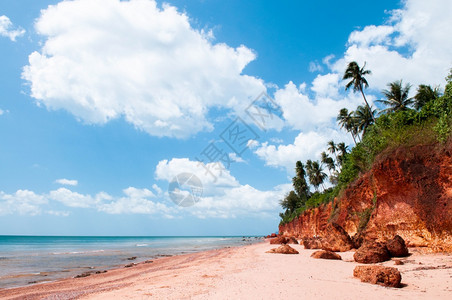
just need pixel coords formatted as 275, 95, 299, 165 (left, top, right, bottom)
55, 178, 78, 186
0, 190, 47, 215
0, 187, 172, 216
152, 184, 163, 195
22, 0, 264, 138
98, 187, 173, 215
191, 183, 290, 219
0, 15, 25, 41
229, 152, 245, 163
255, 0, 452, 173
155, 158, 239, 195
348, 25, 394, 47
0, 168, 289, 218
309, 61, 323, 73
48, 187, 99, 208
255, 129, 351, 172
274, 81, 363, 132
155, 157, 290, 218
0, 109, 3, 115
332, 0, 452, 90
311, 73, 341, 98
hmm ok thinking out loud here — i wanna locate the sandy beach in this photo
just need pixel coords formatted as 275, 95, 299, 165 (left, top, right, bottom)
0, 241, 451, 299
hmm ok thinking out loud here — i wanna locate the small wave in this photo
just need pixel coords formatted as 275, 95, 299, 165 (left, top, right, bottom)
51, 250, 105, 255
136, 244, 148, 247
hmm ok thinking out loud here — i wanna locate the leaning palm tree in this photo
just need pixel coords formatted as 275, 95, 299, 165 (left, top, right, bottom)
354, 104, 377, 137
307, 160, 327, 191
343, 61, 376, 123
337, 108, 358, 144
414, 84, 441, 110
377, 80, 413, 113
336, 142, 349, 167
327, 140, 338, 162
321, 151, 336, 176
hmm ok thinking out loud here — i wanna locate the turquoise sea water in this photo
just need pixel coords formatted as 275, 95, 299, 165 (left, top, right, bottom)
0, 235, 261, 289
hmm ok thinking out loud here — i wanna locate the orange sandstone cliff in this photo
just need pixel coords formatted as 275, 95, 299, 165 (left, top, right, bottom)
279, 141, 452, 252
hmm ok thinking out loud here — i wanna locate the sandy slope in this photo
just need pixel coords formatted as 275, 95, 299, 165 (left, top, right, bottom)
0, 242, 451, 299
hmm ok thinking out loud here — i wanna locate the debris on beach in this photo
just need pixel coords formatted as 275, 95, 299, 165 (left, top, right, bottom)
74, 272, 93, 278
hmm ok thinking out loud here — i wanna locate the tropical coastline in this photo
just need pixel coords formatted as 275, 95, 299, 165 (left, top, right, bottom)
0, 235, 260, 289
1, 0, 451, 299
0, 241, 451, 299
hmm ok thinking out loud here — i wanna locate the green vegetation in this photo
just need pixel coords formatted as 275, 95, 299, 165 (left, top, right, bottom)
279, 64, 452, 226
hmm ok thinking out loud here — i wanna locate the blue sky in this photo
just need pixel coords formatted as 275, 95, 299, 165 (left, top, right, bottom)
0, 0, 451, 236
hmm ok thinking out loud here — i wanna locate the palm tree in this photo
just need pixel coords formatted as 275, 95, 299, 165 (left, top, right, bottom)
354, 104, 377, 137
279, 191, 301, 213
337, 142, 349, 156
337, 108, 359, 144
306, 160, 327, 191
336, 142, 349, 167
327, 140, 338, 162
377, 80, 413, 113
343, 61, 376, 123
321, 151, 335, 176
292, 161, 309, 203
414, 84, 441, 110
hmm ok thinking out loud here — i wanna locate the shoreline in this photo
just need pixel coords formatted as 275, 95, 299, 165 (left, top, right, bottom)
0, 235, 261, 290
0, 241, 451, 299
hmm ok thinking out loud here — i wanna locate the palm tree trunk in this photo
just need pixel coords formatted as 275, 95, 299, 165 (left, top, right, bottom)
359, 86, 376, 123
350, 133, 357, 145
356, 133, 362, 142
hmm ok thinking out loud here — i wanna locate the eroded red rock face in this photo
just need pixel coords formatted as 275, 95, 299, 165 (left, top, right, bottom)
280, 142, 452, 252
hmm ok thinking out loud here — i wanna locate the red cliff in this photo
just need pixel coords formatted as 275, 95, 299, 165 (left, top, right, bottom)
279, 141, 452, 252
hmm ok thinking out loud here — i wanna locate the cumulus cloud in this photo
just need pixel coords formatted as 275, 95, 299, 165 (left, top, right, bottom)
98, 187, 174, 215
155, 157, 290, 218
0, 187, 172, 216
348, 25, 394, 47
22, 0, 264, 138
0, 15, 25, 41
49, 188, 99, 208
274, 81, 363, 132
255, 129, 351, 171
155, 158, 239, 195
55, 178, 78, 186
0, 190, 47, 215
332, 0, 452, 90
0, 160, 288, 218
254, 0, 451, 171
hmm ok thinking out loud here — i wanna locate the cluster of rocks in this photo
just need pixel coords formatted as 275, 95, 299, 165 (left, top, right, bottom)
267, 223, 410, 288
354, 235, 409, 263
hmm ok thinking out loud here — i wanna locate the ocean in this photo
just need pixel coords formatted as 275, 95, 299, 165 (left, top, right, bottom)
0, 235, 261, 289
